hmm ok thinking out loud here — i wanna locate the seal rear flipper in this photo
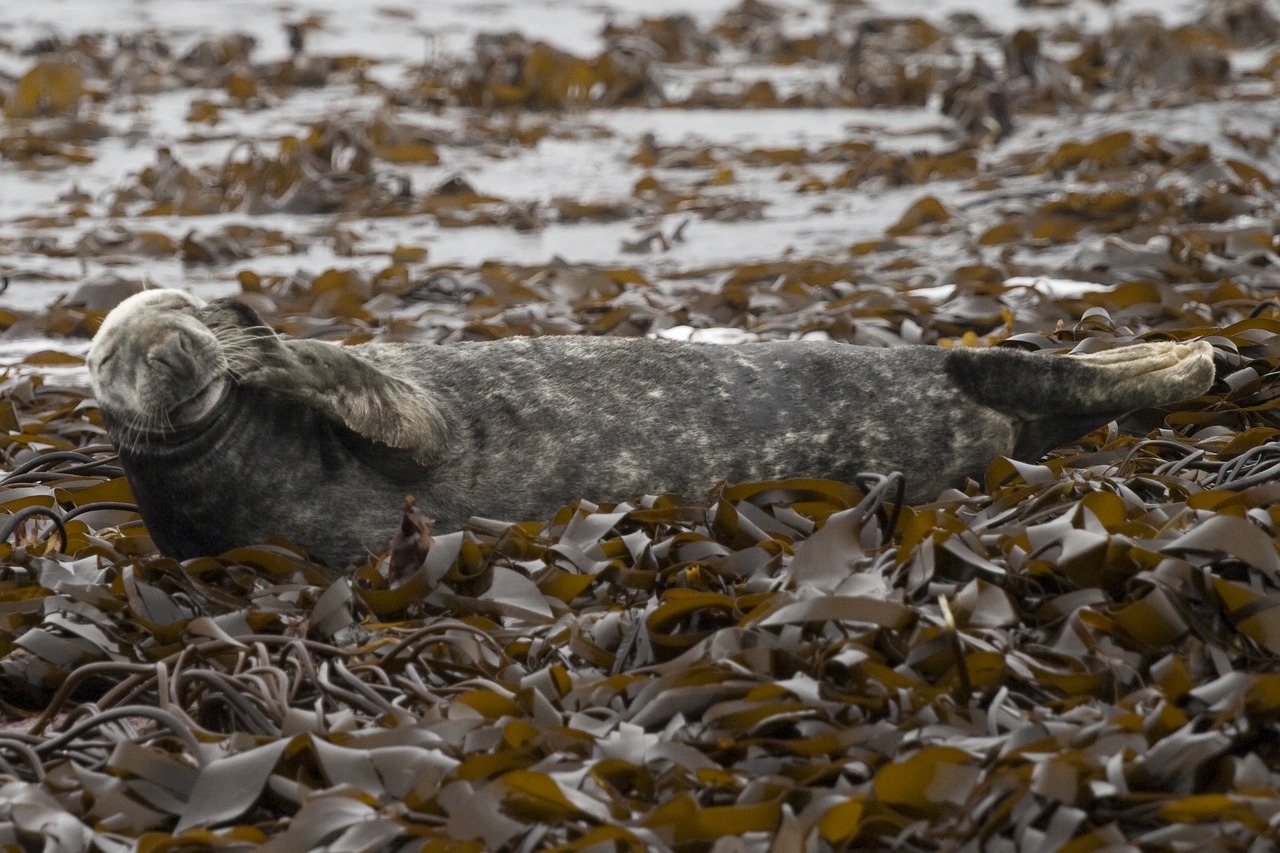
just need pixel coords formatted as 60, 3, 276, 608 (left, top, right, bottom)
948, 340, 1215, 419
951, 340, 1215, 463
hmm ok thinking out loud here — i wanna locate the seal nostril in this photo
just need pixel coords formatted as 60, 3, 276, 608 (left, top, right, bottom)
147, 330, 196, 378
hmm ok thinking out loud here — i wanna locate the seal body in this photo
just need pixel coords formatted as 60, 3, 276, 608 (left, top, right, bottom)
87, 289, 1215, 565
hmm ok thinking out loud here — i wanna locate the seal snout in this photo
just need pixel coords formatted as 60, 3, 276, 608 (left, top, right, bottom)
146, 328, 198, 380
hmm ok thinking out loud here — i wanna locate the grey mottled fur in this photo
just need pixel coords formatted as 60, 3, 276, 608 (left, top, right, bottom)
87, 289, 1215, 565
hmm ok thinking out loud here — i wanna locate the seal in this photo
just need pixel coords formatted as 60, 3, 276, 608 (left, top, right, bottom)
87, 288, 1215, 565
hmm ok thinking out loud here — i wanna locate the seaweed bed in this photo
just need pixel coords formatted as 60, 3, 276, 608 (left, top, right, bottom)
3, 0, 1280, 849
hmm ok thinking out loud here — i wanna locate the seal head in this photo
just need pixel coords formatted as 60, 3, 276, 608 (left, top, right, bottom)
88, 289, 230, 448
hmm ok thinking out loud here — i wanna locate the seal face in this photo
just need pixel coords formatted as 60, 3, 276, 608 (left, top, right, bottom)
88, 290, 230, 447
88, 289, 1216, 565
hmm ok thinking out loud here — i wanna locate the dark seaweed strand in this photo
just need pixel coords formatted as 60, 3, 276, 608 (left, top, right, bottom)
28, 662, 162, 735
31, 705, 205, 765
60, 501, 140, 522
852, 470, 907, 540
0, 738, 43, 782
0, 451, 100, 482
0, 505, 67, 552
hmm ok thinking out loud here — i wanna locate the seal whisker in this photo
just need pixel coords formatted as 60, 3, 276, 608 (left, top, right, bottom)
212, 328, 268, 345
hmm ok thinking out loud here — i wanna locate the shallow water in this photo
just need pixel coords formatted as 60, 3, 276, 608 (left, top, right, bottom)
0, 0, 1275, 347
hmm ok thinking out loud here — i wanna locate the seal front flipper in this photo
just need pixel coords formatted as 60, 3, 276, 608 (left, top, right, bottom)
198, 298, 452, 465
947, 340, 1216, 461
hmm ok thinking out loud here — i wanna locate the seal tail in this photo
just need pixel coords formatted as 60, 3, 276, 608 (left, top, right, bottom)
948, 340, 1216, 461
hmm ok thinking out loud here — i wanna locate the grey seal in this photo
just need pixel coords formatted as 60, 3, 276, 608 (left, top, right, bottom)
87, 288, 1215, 565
